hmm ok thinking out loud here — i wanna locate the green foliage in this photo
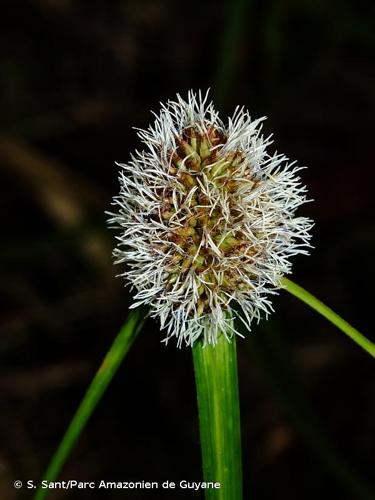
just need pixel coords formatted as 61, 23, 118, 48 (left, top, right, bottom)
282, 278, 375, 358
34, 310, 144, 500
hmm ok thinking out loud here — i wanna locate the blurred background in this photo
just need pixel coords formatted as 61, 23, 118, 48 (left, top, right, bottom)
1, 0, 374, 498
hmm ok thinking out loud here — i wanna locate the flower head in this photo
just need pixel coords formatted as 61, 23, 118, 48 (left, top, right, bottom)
108, 90, 312, 347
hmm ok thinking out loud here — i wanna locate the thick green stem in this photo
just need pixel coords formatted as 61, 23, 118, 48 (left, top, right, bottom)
34, 310, 144, 500
192, 334, 242, 500
282, 277, 375, 358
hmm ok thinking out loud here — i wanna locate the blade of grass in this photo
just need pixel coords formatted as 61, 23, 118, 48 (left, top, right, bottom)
192, 333, 242, 500
282, 277, 375, 359
34, 310, 145, 500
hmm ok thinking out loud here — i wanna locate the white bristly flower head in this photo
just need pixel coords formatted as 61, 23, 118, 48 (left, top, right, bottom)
108, 90, 313, 347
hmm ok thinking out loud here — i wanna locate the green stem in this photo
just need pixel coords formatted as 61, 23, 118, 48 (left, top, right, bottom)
34, 310, 144, 500
192, 333, 242, 500
282, 277, 375, 358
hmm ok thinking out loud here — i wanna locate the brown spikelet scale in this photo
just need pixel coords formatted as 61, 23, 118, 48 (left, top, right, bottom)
157, 125, 259, 315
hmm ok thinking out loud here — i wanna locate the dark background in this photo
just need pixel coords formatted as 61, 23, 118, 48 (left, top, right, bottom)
1, 0, 374, 499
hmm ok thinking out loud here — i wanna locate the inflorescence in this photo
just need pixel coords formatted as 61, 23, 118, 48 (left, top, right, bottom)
108, 91, 313, 346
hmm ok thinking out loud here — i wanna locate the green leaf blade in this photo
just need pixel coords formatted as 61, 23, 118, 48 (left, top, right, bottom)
282, 277, 375, 358
34, 310, 144, 500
